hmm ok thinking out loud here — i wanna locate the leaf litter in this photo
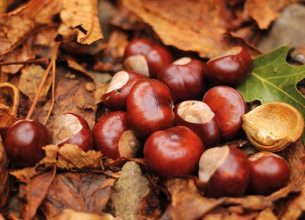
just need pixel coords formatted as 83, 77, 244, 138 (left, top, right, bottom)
0, 0, 304, 219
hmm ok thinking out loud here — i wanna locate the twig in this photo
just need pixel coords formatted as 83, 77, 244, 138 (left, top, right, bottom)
0, 57, 49, 67
43, 52, 57, 125
26, 43, 60, 120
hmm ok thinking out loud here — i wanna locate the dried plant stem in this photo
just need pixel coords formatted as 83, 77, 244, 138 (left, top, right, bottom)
26, 43, 60, 120
0, 57, 49, 67
43, 54, 57, 125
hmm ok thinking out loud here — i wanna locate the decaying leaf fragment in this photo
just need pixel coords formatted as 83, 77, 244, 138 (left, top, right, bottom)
40, 172, 115, 218
121, 0, 241, 58
19, 167, 56, 219
50, 209, 116, 220
0, 136, 8, 209
244, 0, 294, 29
0, 0, 61, 59
18, 64, 53, 102
111, 161, 161, 220
60, 0, 103, 44
166, 179, 224, 220
11, 144, 103, 182
33, 70, 96, 128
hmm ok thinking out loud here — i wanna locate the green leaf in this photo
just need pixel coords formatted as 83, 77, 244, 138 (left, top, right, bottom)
237, 46, 305, 142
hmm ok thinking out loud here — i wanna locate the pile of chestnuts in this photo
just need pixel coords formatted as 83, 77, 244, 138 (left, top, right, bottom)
3, 38, 291, 197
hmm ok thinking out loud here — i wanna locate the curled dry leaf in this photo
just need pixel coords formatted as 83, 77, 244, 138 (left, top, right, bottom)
283, 141, 305, 183
256, 209, 277, 220
111, 161, 161, 220
121, 0, 243, 58
0, 0, 61, 59
18, 64, 53, 102
166, 179, 224, 220
41, 144, 103, 170
60, 0, 103, 45
279, 181, 305, 220
0, 136, 8, 209
66, 56, 94, 80
18, 167, 56, 219
0, 82, 19, 116
50, 209, 116, 220
11, 144, 103, 182
244, 0, 294, 29
40, 172, 115, 218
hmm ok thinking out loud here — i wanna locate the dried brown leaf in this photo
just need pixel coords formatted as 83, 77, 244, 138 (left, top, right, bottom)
111, 161, 160, 220
11, 144, 103, 182
0, 39, 35, 74
0, 0, 61, 60
280, 181, 305, 220
33, 69, 96, 128
42, 144, 103, 170
244, 0, 294, 29
223, 196, 272, 211
121, 0, 242, 58
40, 172, 115, 218
256, 209, 277, 220
0, 114, 18, 132
60, 0, 103, 45
165, 179, 224, 220
282, 141, 305, 183
66, 56, 94, 80
18, 64, 53, 102
0, 136, 8, 209
50, 209, 116, 220
18, 167, 56, 219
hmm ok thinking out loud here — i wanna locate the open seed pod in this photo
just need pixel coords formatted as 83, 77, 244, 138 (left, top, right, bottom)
242, 102, 304, 152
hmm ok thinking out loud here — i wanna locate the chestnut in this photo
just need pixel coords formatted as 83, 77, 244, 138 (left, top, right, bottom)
174, 100, 221, 147
157, 57, 206, 102
144, 126, 204, 178
51, 113, 93, 152
4, 119, 51, 167
206, 46, 252, 86
127, 79, 175, 137
198, 146, 250, 197
124, 38, 173, 78
93, 111, 140, 159
203, 86, 247, 141
102, 70, 145, 109
248, 152, 290, 195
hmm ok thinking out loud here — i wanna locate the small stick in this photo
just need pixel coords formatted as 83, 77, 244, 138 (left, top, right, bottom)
26, 43, 60, 120
43, 54, 57, 125
0, 57, 49, 67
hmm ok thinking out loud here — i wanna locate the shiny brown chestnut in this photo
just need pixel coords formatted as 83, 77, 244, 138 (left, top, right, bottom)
198, 146, 250, 197
124, 38, 173, 78
203, 86, 247, 141
102, 70, 145, 109
174, 100, 221, 147
206, 46, 252, 86
248, 152, 290, 195
144, 126, 204, 178
127, 79, 175, 137
93, 111, 140, 159
157, 57, 206, 102
4, 119, 51, 167
51, 113, 93, 152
